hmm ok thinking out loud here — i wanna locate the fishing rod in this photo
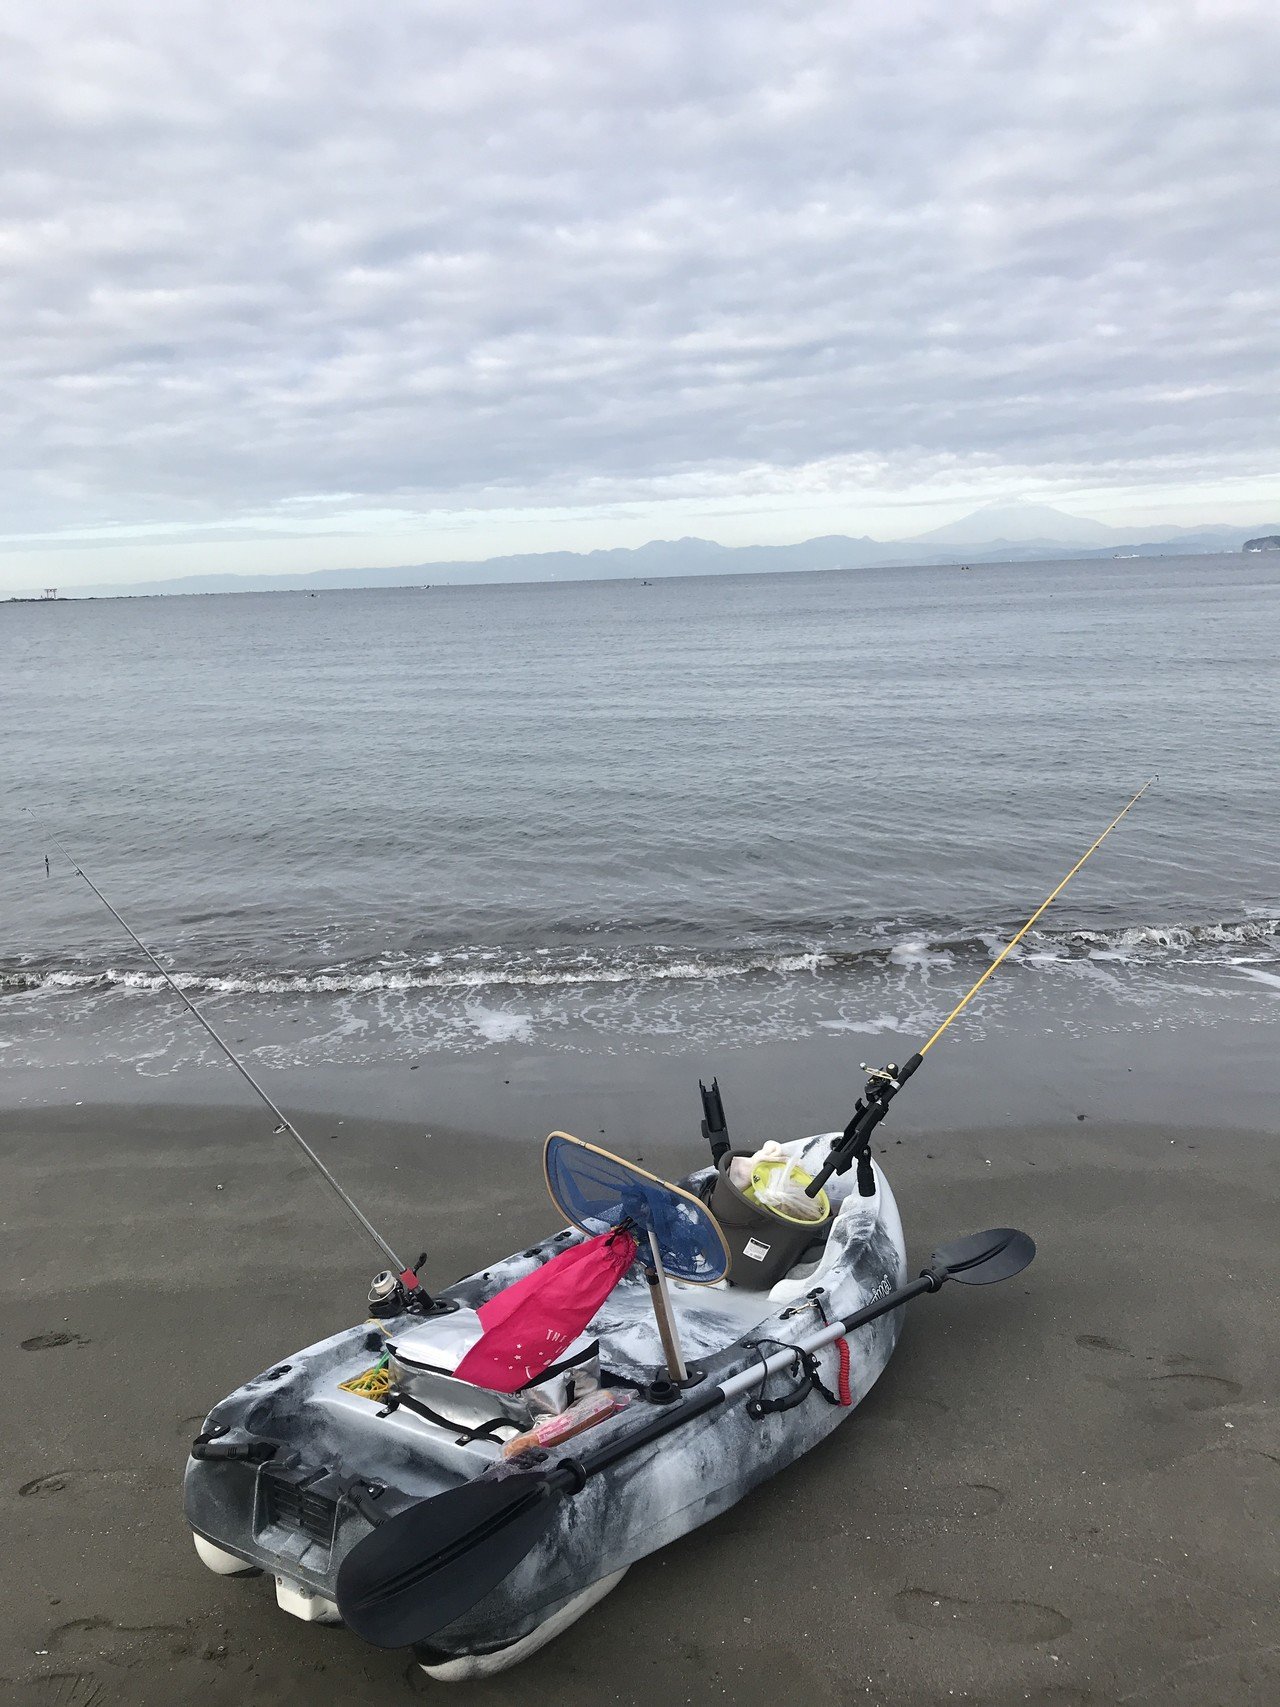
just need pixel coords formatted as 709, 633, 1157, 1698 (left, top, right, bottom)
27, 811, 423, 1294
805, 777, 1157, 1199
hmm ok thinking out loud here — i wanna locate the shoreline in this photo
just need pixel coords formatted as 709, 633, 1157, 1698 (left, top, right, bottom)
2, 1094, 1277, 1704
4, 967, 1279, 1129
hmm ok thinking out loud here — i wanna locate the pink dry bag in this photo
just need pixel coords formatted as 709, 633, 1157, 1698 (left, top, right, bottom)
453, 1228, 637, 1394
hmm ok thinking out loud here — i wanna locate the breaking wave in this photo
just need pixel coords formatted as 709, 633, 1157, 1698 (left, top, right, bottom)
2, 915, 1275, 1000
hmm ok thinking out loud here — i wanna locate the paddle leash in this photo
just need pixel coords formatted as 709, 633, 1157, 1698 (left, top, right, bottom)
804, 777, 1157, 1198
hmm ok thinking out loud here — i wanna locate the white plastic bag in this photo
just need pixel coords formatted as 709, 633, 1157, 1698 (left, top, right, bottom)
728, 1154, 755, 1191
750, 1144, 827, 1223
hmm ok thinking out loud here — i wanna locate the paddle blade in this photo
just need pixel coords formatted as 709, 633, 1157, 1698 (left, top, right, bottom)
336, 1474, 564, 1649
931, 1226, 1036, 1284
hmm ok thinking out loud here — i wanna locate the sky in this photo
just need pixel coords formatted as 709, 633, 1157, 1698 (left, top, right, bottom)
2, 1, 1278, 591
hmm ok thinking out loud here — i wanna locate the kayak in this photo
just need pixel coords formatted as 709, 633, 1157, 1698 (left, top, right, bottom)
185, 1131, 909, 1679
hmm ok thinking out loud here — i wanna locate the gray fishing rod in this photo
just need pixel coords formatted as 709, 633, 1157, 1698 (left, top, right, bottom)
27, 811, 420, 1288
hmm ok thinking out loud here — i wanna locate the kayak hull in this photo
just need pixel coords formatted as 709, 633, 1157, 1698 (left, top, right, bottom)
185, 1138, 907, 1673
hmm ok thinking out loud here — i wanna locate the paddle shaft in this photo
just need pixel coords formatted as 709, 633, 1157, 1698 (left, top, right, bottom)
566, 1271, 938, 1481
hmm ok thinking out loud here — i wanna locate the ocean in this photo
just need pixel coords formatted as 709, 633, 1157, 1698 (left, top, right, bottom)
2, 554, 1277, 1094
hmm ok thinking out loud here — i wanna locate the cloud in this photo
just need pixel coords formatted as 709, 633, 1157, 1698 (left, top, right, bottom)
1, 0, 1277, 571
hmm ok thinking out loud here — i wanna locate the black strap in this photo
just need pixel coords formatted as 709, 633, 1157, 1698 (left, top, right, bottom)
337, 1474, 394, 1526
377, 1389, 521, 1446
742, 1337, 844, 1417
743, 1337, 803, 1418
747, 1368, 814, 1416
516, 1337, 600, 1389
802, 1346, 844, 1407
600, 1367, 650, 1394
190, 1424, 279, 1464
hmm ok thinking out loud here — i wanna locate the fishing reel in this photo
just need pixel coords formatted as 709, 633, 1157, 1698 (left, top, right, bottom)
860, 1060, 902, 1094
367, 1253, 457, 1319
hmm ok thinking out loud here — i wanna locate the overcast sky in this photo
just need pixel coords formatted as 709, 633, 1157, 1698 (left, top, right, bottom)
2, 1, 1277, 589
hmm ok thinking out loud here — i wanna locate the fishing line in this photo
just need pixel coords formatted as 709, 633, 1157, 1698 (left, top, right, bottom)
25, 809, 408, 1276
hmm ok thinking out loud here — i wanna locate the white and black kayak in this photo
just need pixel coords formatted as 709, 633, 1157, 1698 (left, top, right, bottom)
184, 1118, 1032, 1679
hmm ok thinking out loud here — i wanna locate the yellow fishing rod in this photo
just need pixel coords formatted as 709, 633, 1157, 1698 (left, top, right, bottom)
805, 778, 1156, 1199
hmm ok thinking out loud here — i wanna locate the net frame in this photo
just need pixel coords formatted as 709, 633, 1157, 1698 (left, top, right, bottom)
542, 1131, 731, 1286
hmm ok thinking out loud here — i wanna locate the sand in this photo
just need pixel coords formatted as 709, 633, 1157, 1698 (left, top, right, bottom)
2, 1096, 1277, 1706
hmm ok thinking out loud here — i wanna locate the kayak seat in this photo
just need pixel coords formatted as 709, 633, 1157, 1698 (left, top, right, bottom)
768, 1181, 883, 1306
585, 1265, 790, 1375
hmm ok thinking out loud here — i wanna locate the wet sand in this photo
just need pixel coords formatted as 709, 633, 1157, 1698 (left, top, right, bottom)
2, 1096, 1277, 1706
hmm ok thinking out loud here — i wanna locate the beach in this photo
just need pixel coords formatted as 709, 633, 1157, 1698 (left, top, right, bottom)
3, 1040, 1277, 1706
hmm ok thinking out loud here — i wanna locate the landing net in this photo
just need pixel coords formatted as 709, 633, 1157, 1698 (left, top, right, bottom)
544, 1132, 730, 1285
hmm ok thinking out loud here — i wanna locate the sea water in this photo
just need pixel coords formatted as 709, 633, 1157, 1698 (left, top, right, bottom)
1, 554, 1277, 1083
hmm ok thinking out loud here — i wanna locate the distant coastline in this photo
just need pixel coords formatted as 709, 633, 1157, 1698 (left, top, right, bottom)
6, 530, 1277, 602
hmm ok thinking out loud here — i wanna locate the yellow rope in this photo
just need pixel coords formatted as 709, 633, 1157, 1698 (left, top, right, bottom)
919, 778, 1156, 1056
339, 1363, 394, 1402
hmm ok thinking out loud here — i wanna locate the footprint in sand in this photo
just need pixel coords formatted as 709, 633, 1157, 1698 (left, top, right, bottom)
887, 1392, 950, 1418
46, 1613, 191, 1662
19, 1471, 72, 1498
1144, 1371, 1242, 1410
21, 1674, 107, 1707
1099, 1368, 1242, 1412
19, 1468, 138, 1503
1077, 1337, 1242, 1413
960, 1482, 1005, 1515
21, 1332, 90, 1352
894, 1585, 1071, 1643
1078, 1324, 1126, 1351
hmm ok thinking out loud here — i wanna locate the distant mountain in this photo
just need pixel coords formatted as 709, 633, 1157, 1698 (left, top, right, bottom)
905, 500, 1262, 552
911, 502, 1121, 547
1243, 535, 1280, 552
24, 504, 1280, 598
61, 535, 885, 597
